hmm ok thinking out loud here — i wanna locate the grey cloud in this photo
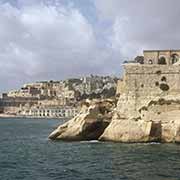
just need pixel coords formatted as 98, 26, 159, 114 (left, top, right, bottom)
0, 1, 119, 92
1, 0, 179, 92
94, 0, 180, 57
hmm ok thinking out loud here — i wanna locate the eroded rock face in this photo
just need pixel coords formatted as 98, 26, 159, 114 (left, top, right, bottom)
99, 96, 180, 143
48, 99, 116, 141
99, 119, 161, 142
49, 95, 180, 143
139, 96, 180, 143
107, 63, 180, 143
175, 125, 180, 143
161, 121, 180, 143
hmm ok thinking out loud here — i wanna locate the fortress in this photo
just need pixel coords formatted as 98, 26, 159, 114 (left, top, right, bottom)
49, 49, 180, 143
101, 49, 180, 142
117, 49, 180, 118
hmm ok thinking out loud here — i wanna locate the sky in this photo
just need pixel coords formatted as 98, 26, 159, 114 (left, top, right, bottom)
0, 0, 180, 92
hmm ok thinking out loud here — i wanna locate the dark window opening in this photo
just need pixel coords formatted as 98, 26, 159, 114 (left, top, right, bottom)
158, 57, 166, 65
148, 59, 153, 64
171, 54, 179, 64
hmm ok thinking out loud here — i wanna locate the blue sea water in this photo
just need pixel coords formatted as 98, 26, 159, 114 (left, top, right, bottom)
0, 118, 180, 180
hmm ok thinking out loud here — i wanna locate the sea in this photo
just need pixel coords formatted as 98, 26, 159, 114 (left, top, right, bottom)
0, 118, 180, 180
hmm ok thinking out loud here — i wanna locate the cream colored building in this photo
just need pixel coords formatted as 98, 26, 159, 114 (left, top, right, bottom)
20, 106, 79, 118
143, 49, 180, 65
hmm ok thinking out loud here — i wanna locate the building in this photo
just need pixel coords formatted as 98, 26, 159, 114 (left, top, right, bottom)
0, 93, 39, 114
143, 49, 180, 65
0, 76, 118, 116
74, 75, 117, 95
20, 106, 79, 118
116, 49, 180, 119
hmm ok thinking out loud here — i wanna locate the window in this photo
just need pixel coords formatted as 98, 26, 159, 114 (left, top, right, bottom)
158, 57, 166, 65
171, 54, 179, 64
148, 59, 153, 64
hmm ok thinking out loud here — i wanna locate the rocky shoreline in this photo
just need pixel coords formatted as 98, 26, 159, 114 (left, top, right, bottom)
49, 99, 115, 141
48, 50, 180, 143
48, 97, 180, 143
0, 114, 70, 120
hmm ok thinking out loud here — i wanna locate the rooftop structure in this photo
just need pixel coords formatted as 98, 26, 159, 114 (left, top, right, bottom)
124, 49, 180, 65
143, 49, 180, 65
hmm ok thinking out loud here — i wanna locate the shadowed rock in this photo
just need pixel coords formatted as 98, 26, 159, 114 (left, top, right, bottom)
48, 99, 115, 141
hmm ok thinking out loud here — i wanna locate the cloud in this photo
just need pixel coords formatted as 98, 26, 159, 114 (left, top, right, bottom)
1, 0, 180, 92
0, 1, 102, 92
94, 0, 180, 57
0, 0, 122, 92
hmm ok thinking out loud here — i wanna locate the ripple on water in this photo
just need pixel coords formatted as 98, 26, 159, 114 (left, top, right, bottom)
0, 118, 180, 180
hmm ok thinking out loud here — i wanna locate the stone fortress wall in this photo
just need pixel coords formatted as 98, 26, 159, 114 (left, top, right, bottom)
116, 50, 180, 119
99, 49, 180, 142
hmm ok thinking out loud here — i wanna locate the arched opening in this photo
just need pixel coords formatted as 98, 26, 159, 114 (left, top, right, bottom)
158, 57, 167, 65
148, 59, 153, 64
171, 53, 179, 64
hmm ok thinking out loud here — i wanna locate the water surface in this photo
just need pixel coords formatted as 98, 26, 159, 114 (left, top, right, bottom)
0, 118, 180, 180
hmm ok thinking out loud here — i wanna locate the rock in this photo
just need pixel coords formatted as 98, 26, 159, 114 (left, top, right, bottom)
175, 125, 180, 143
49, 99, 115, 141
139, 97, 180, 143
99, 119, 158, 142
161, 120, 180, 143
161, 122, 176, 142
49, 94, 180, 143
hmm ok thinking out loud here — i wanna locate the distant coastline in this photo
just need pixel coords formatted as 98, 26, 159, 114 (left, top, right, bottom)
0, 75, 117, 119
0, 113, 70, 120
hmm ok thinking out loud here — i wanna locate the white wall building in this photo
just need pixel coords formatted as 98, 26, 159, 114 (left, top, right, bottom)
20, 106, 79, 118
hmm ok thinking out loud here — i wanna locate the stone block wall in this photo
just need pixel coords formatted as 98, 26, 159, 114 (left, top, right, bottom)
116, 63, 180, 119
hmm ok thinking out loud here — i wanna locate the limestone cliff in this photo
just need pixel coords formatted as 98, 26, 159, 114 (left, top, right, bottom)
49, 53, 180, 143
49, 99, 116, 141
99, 119, 155, 142
139, 95, 180, 142
49, 95, 180, 143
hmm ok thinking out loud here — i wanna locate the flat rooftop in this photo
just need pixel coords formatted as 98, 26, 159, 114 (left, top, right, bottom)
143, 49, 180, 52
